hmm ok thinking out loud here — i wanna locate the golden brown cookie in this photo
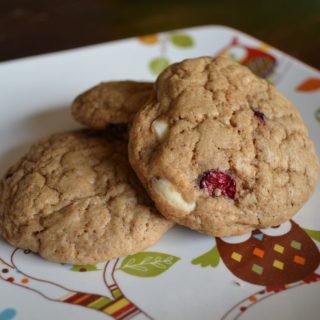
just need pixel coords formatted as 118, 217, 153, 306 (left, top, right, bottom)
0, 130, 173, 264
129, 56, 320, 237
72, 81, 153, 129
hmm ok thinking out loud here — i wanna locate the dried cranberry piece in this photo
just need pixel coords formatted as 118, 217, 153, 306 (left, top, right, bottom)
254, 111, 265, 124
200, 170, 236, 200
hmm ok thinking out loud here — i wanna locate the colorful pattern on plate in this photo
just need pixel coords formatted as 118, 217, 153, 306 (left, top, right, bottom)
139, 32, 194, 75
0, 25, 319, 320
0, 250, 179, 319
216, 37, 277, 79
192, 221, 320, 281
296, 78, 320, 92
0, 309, 16, 320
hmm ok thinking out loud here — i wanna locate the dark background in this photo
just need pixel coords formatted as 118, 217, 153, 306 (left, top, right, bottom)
1, 0, 319, 68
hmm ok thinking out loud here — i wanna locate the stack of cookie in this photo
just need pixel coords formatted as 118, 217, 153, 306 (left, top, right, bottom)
1, 57, 319, 265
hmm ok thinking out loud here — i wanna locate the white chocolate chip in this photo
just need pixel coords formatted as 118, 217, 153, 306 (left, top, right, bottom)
152, 178, 196, 212
152, 119, 169, 142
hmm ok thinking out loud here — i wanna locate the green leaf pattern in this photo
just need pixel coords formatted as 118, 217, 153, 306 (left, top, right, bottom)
149, 57, 170, 75
170, 34, 194, 48
304, 228, 320, 242
119, 252, 180, 277
191, 245, 220, 268
147, 32, 194, 75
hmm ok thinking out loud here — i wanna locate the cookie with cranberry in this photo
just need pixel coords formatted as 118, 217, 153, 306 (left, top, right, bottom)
72, 81, 153, 129
129, 56, 320, 237
0, 130, 173, 264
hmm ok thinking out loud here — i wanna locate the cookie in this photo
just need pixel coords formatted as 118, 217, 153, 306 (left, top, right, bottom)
0, 130, 173, 264
129, 56, 320, 237
72, 81, 153, 129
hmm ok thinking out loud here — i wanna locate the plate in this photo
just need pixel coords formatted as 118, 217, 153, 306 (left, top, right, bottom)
0, 25, 319, 320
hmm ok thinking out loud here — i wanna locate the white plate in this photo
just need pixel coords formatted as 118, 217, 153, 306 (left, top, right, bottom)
0, 25, 319, 320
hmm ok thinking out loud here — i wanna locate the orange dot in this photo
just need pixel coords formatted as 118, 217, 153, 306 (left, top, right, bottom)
138, 34, 158, 44
253, 247, 265, 258
249, 295, 257, 302
293, 255, 305, 265
21, 278, 29, 284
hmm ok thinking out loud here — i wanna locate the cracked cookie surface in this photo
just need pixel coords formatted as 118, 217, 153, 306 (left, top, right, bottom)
129, 56, 320, 237
0, 130, 173, 264
72, 81, 153, 129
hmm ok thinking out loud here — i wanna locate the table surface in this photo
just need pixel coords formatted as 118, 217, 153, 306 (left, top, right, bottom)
1, 0, 319, 68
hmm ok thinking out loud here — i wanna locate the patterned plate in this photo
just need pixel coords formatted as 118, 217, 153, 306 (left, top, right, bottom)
0, 25, 319, 320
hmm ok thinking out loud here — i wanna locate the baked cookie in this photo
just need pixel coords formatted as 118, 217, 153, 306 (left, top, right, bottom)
72, 81, 153, 129
0, 130, 173, 264
129, 56, 320, 237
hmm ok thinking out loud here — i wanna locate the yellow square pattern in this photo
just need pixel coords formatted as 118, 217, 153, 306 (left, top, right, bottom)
231, 252, 242, 262
273, 259, 284, 270
273, 244, 284, 254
